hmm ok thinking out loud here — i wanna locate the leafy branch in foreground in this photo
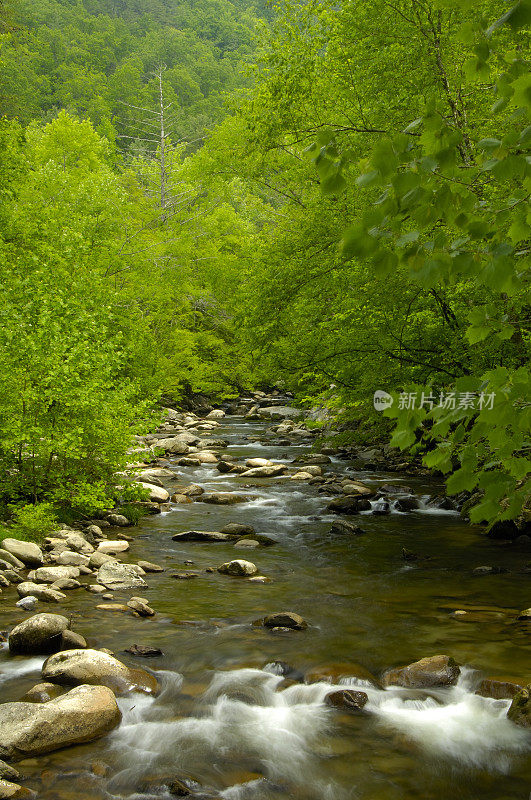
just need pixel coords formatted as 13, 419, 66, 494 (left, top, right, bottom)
308, 1, 530, 526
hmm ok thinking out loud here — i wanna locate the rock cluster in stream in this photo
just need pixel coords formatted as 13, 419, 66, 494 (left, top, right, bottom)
0, 394, 529, 797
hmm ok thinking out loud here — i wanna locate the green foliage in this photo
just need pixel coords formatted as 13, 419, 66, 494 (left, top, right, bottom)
8, 502, 57, 542
305, 5, 530, 526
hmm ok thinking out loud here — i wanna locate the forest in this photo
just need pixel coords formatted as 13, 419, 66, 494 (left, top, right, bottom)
0, 0, 529, 526
0, 2, 530, 799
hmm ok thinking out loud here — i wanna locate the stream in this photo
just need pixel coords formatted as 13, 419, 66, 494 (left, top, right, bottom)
1, 413, 530, 799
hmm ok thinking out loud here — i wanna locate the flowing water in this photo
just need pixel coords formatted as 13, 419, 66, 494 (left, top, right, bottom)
1, 416, 530, 799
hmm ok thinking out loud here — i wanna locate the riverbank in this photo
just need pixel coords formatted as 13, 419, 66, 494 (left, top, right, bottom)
0, 401, 530, 799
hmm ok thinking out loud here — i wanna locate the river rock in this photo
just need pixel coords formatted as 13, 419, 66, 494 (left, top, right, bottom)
17, 582, 66, 603
0, 778, 36, 798
517, 608, 531, 620
195, 452, 218, 464
0, 550, 25, 570
382, 655, 460, 688
15, 597, 38, 611
60, 532, 94, 555
206, 409, 225, 419
330, 520, 366, 536
137, 560, 164, 573
234, 539, 260, 549
97, 562, 146, 590
54, 551, 90, 567
0, 685, 121, 761
340, 481, 375, 496
476, 677, 524, 699
21, 682, 64, 703
221, 523, 256, 536
263, 612, 307, 630
42, 649, 159, 695
1, 540, 43, 568
125, 644, 164, 658
172, 531, 234, 543
327, 496, 371, 514
127, 598, 155, 617
180, 484, 204, 497
198, 493, 247, 505
393, 496, 420, 512
105, 513, 129, 527
0, 763, 20, 782
306, 662, 379, 687
290, 472, 313, 480
297, 465, 322, 476
218, 560, 258, 576
245, 458, 272, 468
34, 566, 80, 583
89, 551, 117, 569
240, 466, 287, 478
325, 689, 368, 712
138, 482, 170, 503
8, 614, 70, 655
507, 684, 531, 727
51, 578, 81, 591
156, 438, 190, 455
97, 540, 129, 554
259, 406, 303, 420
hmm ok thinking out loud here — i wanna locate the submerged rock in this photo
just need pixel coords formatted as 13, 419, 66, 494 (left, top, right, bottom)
8, 614, 70, 655
330, 520, 366, 536
0, 685, 121, 761
382, 655, 460, 688
42, 649, 159, 695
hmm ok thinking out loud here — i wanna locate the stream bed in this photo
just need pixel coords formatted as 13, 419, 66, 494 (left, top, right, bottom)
1, 414, 530, 799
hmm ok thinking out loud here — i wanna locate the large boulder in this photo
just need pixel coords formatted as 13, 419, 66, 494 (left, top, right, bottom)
382, 655, 460, 688
8, 614, 70, 655
97, 562, 146, 591
507, 684, 531, 727
218, 560, 257, 577
0, 778, 36, 798
0, 685, 121, 761
33, 566, 80, 584
1, 540, 43, 568
42, 649, 158, 695
138, 482, 170, 503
